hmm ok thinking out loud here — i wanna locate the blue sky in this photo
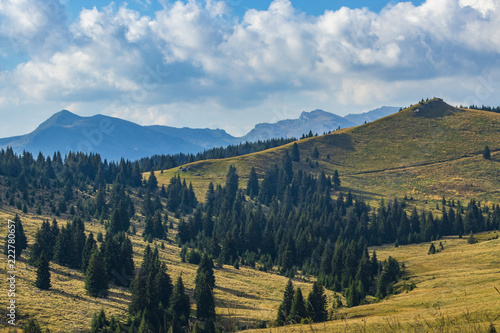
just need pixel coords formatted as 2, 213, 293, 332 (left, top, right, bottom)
0, 0, 499, 137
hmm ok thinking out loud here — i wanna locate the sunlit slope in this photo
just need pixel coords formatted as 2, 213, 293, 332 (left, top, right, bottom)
153, 99, 500, 203
247, 233, 500, 332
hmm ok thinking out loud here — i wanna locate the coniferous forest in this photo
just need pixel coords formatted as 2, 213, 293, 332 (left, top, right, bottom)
1, 142, 500, 332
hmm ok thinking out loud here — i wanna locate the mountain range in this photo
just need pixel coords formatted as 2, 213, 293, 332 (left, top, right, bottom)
0, 106, 399, 161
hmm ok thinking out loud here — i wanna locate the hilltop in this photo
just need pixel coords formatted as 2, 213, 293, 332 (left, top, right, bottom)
156, 98, 500, 205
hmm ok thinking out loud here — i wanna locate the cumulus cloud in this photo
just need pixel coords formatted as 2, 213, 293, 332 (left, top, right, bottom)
0, 0, 500, 137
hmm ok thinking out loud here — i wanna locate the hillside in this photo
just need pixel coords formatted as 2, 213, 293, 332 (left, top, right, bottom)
2, 208, 499, 332
156, 99, 500, 205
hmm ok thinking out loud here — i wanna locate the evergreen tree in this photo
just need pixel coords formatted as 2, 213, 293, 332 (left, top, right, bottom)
195, 271, 216, 321
277, 279, 294, 325
483, 146, 491, 159
196, 253, 215, 289
35, 252, 51, 290
312, 147, 320, 158
85, 247, 109, 297
332, 170, 341, 190
246, 167, 259, 199
169, 275, 191, 327
289, 287, 308, 323
3, 214, 27, 259
428, 243, 436, 254
225, 165, 239, 204
81, 232, 96, 273
148, 169, 158, 191
291, 142, 300, 162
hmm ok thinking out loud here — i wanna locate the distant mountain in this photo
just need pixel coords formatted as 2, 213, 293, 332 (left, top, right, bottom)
0, 110, 234, 161
239, 106, 401, 142
0, 106, 400, 161
344, 106, 400, 125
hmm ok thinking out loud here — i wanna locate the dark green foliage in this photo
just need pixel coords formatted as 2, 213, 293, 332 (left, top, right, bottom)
483, 146, 491, 159
196, 254, 215, 289
170, 275, 191, 327
306, 282, 327, 323
225, 165, 239, 204
129, 245, 173, 332
81, 232, 96, 273
195, 271, 216, 321
376, 256, 401, 299
35, 252, 51, 290
29, 219, 57, 264
312, 147, 320, 158
109, 200, 130, 234
428, 243, 436, 254
277, 279, 294, 325
332, 169, 341, 190
246, 167, 259, 199
289, 287, 308, 323
85, 247, 109, 297
3, 214, 27, 259
291, 142, 300, 162
52, 217, 86, 270
148, 169, 158, 191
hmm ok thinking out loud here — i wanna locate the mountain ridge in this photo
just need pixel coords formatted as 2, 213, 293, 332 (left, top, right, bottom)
0, 106, 400, 161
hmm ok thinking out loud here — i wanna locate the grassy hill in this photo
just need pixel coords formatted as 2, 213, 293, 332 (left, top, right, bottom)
0, 207, 336, 332
153, 98, 500, 207
2, 208, 500, 332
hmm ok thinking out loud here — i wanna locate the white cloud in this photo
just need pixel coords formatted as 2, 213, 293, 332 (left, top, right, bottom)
0, 0, 500, 137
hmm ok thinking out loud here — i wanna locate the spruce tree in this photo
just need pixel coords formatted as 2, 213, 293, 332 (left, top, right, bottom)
169, 275, 191, 327
196, 253, 215, 289
81, 232, 96, 273
483, 146, 491, 159
3, 214, 27, 259
35, 252, 51, 290
85, 247, 109, 297
291, 142, 300, 162
277, 279, 294, 325
289, 287, 308, 323
306, 282, 327, 322
246, 167, 259, 199
195, 271, 216, 321
148, 169, 158, 191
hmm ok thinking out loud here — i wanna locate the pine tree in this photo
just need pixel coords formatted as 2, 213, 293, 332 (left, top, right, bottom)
289, 287, 308, 323
291, 142, 300, 162
85, 247, 109, 297
195, 271, 216, 321
428, 243, 436, 254
246, 167, 259, 199
225, 165, 239, 204
196, 253, 215, 289
277, 279, 294, 325
312, 147, 320, 158
307, 282, 327, 323
35, 252, 51, 290
81, 232, 96, 273
483, 146, 491, 159
148, 169, 158, 191
332, 170, 341, 190
3, 214, 27, 259
169, 275, 191, 327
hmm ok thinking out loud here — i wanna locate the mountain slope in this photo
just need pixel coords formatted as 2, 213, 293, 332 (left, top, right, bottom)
156, 98, 500, 204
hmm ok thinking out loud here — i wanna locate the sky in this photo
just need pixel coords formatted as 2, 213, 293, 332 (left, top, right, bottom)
0, 0, 499, 138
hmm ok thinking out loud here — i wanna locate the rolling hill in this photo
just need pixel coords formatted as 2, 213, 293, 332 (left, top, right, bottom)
155, 98, 500, 205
